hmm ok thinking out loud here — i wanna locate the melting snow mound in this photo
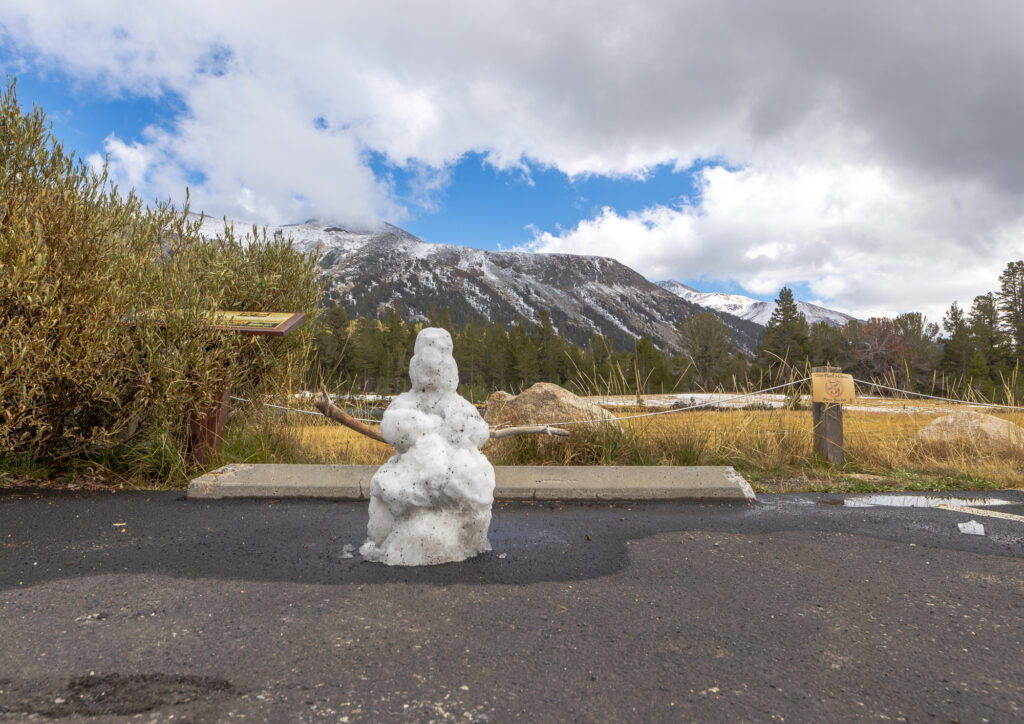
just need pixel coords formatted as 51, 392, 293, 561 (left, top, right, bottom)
360, 328, 495, 566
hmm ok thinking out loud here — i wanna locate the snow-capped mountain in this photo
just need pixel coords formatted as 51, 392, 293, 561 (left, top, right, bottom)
656, 280, 857, 327
194, 215, 764, 353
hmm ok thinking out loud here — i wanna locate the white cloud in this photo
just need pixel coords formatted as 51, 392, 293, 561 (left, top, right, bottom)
94, 136, 155, 190
2, 0, 1024, 315
527, 162, 1024, 321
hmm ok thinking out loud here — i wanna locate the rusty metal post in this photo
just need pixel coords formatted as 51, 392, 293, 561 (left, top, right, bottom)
812, 365, 844, 466
189, 389, 230, 467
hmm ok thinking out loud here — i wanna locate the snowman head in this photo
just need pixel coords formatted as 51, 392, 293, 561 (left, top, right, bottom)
409, 327, 459, 393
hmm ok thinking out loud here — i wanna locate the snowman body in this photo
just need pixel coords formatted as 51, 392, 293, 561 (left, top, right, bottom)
360, 328, 495, 566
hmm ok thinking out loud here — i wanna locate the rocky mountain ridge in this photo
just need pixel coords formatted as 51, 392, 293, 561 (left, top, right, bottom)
195, 215, 764, 353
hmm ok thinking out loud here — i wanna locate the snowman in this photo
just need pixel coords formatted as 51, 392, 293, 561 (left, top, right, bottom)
359, 327, 495, 565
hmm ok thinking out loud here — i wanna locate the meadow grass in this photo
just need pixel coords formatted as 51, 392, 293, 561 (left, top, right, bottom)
218, 396, 1024, 493
7, 396, 1019, 493
218, 407, 393, 467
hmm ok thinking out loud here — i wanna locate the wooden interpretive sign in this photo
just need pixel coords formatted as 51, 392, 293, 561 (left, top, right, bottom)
811, 370, 855, 405
212, 311, 306, 336
189, 310, 305, 466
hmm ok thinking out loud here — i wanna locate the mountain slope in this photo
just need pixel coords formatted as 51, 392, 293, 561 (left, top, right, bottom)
195, 216, 764, 353
656, 280, 857, 327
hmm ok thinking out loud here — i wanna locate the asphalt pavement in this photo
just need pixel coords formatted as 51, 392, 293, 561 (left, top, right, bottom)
1, 489, 1023, 722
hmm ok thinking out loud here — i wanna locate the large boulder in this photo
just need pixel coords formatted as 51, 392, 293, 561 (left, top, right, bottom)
914, 410, 1024, 449
484, 382, 621, 431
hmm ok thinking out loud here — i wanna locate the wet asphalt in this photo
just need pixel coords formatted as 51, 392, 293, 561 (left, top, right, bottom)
1, 489, 1023, 722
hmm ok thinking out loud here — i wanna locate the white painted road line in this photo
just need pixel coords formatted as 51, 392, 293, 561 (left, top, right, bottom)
843, 494, 1012, 508
938, 505, 1024, 524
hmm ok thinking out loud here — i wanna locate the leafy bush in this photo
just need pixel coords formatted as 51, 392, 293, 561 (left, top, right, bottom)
0, 78, 320, 481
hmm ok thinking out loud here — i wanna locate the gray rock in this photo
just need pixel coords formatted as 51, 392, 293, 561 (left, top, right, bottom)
484, 383, 621, 431
914, 410, 1024, 449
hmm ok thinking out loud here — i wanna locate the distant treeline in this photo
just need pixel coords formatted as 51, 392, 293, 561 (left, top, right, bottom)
309, 304, 707, 401
310, 260, 1024, 404
746, 261, 1024, 402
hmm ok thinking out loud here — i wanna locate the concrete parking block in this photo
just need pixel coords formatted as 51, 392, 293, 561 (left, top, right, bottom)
188, 464, 754, 502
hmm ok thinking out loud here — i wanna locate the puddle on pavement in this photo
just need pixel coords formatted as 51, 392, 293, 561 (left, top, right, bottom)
0, 673, 235, 718
842, 495, 1012, 508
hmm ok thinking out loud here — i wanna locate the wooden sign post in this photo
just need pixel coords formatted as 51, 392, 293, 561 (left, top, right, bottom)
811, 366, 854, 466
188, 311, 306, 466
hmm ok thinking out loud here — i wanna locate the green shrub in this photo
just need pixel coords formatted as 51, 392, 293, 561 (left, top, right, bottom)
0, 78, 321, 482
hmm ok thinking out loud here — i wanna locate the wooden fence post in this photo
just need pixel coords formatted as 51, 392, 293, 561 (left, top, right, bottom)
812, 365, 844, 466
189, 388, 230, 467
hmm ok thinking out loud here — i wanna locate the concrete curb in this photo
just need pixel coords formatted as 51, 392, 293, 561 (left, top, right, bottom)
188, 464, 755, 502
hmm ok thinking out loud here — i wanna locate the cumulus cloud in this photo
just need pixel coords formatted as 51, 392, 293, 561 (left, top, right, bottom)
528, 162, 1024, 321
87, 137, 154, 191
1, 0, 1023, 314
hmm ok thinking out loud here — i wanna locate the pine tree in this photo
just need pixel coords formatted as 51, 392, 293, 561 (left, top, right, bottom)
509, 317, 538, 388
589, 333, 614, 391
348, 318, 381, 391
534, 310, 564, 383
676, 311, 733, 390
455, 319, 486, 396
309, 307, 679, 397
893, 312, 940, 389
723, 352, 748, 391
808, 320, 852, 369
997, 261, 1024, 362
966, 348, 990, 390
484, 322, 511, 390
633, 336, 666, 393
968, 293, 1009, 389
312, 305, 349, 383
940, 302, 971, 382
381, 302, 407, 392
754, 287, 810, 379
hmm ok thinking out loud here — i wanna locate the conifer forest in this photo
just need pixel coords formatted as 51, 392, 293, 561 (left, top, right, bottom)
311, 261, 1024, 404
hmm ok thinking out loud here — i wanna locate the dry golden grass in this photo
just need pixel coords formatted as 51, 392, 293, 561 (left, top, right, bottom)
232, 396, 1024, 491
217, 411, 392, 468
283, 420, 393, 465
621, 405, 1024, 488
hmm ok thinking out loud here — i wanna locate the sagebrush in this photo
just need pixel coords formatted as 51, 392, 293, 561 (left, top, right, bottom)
0, 78, 321, 482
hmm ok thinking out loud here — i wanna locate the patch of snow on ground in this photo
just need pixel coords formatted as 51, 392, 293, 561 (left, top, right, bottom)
589, 393, 986, 415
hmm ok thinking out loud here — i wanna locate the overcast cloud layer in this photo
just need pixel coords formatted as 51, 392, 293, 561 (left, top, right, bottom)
2, 1, 1023, 320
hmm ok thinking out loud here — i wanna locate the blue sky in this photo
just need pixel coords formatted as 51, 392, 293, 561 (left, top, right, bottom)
2, 1, 1021, 321
379, 153, 697, 249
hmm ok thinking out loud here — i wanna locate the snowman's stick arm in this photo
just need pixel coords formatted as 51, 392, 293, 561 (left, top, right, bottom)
314, 385, 389, 445
488, 425, 570, 439
313, 386, 570, 444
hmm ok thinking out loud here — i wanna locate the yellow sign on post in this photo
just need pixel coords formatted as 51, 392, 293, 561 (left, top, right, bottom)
212, 311, 306, 336
811, 371, 855, 404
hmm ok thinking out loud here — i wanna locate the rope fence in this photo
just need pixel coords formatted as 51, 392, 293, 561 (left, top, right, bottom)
232, 376, 1024, 435
230, 377, 814, 430
229, 395, 380, 423
852, 379, 1024, 412
540, 377, 812, 427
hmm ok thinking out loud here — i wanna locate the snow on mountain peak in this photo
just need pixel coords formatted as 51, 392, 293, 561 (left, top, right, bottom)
188, 213, 424, 256
655, 280, 856, 327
